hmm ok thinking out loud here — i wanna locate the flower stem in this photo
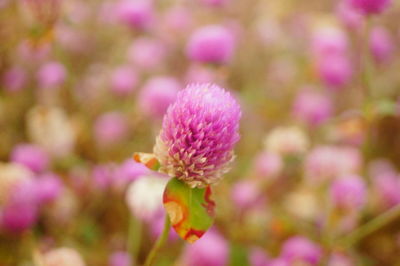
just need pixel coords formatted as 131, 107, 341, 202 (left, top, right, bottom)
341, 204, 400, 247
128, 215, 141, 266
143, 215, 171, 266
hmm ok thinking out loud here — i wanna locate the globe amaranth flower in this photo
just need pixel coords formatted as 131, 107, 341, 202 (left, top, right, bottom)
154, 83, 241, 188
347, 0, 391, 15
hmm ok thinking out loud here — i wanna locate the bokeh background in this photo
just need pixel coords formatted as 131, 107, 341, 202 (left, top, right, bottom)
1, 0, 400, 265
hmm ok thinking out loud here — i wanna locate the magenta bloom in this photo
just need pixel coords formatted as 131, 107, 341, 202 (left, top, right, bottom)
35, 173, 63, 204
110, 66, 138, 96
11, 143, 49, 173
115, 0, 153, 30
280, 236, 322, 265
139, 77, 180, 120
128, 37, 166, 70
2, 66, 27, 92
37, 61, 66, 89
370, 27, 394, 64
231, 181, 260, 209
199, 0, 229, 7
117, 159, 151, 184
1, 180, 38, 233
253, 151, 283, 179
347, 0, 391, 14
330, 175, 367, 210
317, 55, 353, 90
94, 112, 128, 146
181, 230, 228, 266
186, 25, 235, 64
154, 83, 241, 188
109, 251, 131, 266
293, 90, 333, 126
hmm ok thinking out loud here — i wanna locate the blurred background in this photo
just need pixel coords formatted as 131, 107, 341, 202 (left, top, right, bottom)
1, 0, 400, 265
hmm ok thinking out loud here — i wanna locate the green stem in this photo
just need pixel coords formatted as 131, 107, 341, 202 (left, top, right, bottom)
361, 16, 373, 98
128, 215, 141, 266
341, 204, 400, 247
143, 215, 171, 266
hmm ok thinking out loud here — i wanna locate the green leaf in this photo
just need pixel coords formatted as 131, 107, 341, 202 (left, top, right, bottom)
163, 178, 215, 243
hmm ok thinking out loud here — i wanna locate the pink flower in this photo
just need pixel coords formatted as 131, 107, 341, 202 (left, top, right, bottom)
94, 112, 129, 146
154, 83, 241, 188
114, 0, 153, 30
37, 61, 67, 89
370, 26, 394, 64
330, 175, 367, 210
11, 143, 49, 173
2, 66, 27, 92
347, 0, 392, 15
181, 230, 228, 266
280, 236, 322, 265
186, 25, 235, 64
110, 66, 138, 96
292, 90, 333, 126
138, 77, 180, 120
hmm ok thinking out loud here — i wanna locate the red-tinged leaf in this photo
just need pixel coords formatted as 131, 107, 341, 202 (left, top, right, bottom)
163, 178, 215, 244
133, 152, 160, 171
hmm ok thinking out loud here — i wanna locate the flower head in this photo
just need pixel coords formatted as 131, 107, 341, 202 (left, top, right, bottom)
154, 83, 241, 188
347, 0, 391, 15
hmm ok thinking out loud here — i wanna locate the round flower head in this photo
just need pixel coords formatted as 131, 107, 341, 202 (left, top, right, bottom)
180, 230, 228, 266
264, 126, 309, 156
43, 247, 86, 266
11, 143, 49, 173
0, 163, 34, 206
114, 0, 153, 30
280, 236, 322, 265
2, 66, 27, 92
292, 90, 333, 126
154, 83, 241, 188
316, 55, 353, 90
253, 151, 283, 179
186, 25, 235, 64
347, 0, 391, 15
138, 76, 180, 120
109, 251, 131, 266
37, 61, 67, 89
370, 26, 394, 64
94, 112, 128, 146
109, 65, 138, 96
330, 175, 367, 210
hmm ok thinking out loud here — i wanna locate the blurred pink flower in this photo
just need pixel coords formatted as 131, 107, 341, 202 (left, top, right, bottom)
293, 90, 333, 126
337, 1, 364, 30
198, 0, 229, 7
11, 143, 49, 173
114, 0, 153, 30
253, 151, 283, 179
2, 66, 27, 92
138, 76, 180, 120
347, 0, 391, 15
280, 236, 322, 265
110, 65, 138, 96
35, 173, 63, 204
94, 112, 129, 146
186, 25, 235, 64
370, 26, 394, 64
249, 247, 270, 266
181, 230, 228, 266
109, 251, 131, 266
37, 61, 67, 89
128, 37, 166, 70
231, 180, 262, 209
316, 55, 353, 90
330, 175, 367, 210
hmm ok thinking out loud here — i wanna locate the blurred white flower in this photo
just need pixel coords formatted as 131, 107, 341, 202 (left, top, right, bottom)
26, 106, 76, 157
0, 162, 34, 205
125, 175, 168, 221
264, 126, 309, 155
43, 247, 85, 266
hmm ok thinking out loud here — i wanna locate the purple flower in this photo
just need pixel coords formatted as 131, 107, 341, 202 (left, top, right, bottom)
2, 66, 27, 92
347, 0, 391, 14
186, 25, 235, 64
280, 236, 322, 265
330, 175, 367, 210
1, 180, 39, 233
94, 112, 129, 146
37, 61, 67, 89
249, 247, 270, 266
35, 173, 63, 204
293, 89, 333, 126
181, 230, 228, 266
117, 159, 151, 184
11, 143, 49, 173
336, 1, 364, 30
114, 0, 153, 30
154, 83, 241, 188
109, 251, 131, 266
110, 66, 138, 96
138, 76, 180, 120
253, 151, 283, 179
370, 26, 394, 64
128, 37, 166, 70
231, 180, 261, 209
316, 55, 353, 90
